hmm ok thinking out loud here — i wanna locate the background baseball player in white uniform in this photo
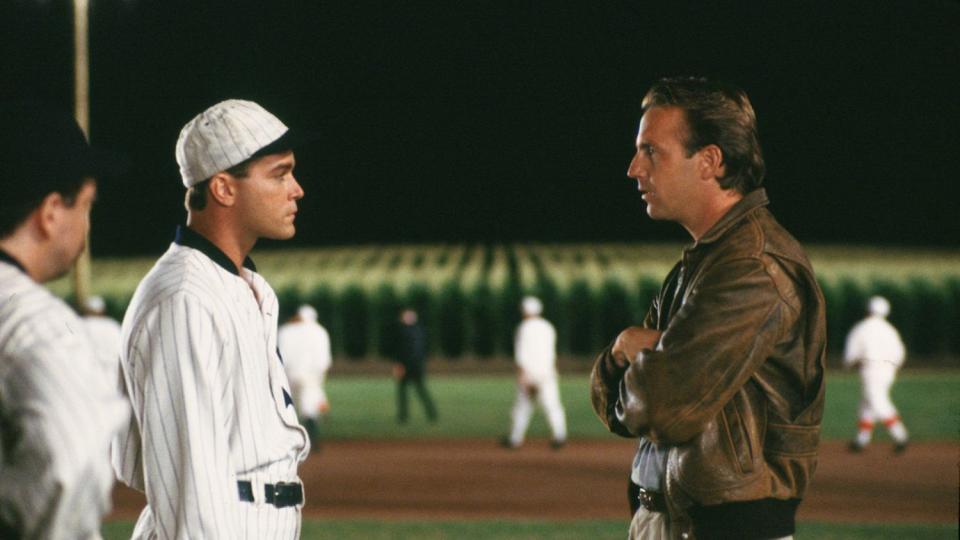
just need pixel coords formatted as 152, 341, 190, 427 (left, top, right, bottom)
502, 296, 567, 449
844, 295, 909, 453
81, 295, 122, 386
0, 102, 128, 539
112, 100, 312, 539
278, 304, 333, 449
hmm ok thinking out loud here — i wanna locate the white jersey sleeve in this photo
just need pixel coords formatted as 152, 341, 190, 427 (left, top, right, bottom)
118, 293, 241, 539
0, 264, 128, 539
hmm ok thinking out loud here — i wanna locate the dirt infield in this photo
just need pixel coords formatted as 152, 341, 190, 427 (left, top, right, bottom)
108, 439, 958, 524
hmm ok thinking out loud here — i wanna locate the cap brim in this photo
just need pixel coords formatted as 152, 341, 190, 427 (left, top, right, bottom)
250, 129, 323, 160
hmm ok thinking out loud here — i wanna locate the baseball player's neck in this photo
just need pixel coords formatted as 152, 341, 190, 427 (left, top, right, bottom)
0, 229, 65, 283
185, 214, 255, 273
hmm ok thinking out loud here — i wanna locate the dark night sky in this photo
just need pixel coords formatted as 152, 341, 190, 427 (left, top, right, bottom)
3, 0, 958, 255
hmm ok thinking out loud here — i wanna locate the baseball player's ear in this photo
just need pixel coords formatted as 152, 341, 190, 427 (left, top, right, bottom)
207, 174, 237, 207
35, 192, 65, 238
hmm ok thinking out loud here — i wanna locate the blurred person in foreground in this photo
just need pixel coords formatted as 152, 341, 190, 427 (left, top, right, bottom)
501, 296, 567, 449
278, 304, 333, 449
112, 100, 311, 538
391, 308, 438, 424
81, 295, 123, 385
843, 295, 909, 453
590, 77, 827, 540
0, 102, 128, 538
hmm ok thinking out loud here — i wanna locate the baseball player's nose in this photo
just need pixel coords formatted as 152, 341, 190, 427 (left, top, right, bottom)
290, 177, 304, 200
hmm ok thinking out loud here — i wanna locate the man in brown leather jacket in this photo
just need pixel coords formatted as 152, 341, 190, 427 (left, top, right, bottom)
590, 77, 827, 540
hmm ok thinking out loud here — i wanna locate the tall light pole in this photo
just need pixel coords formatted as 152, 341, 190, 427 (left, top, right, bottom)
72, 0, 92, 309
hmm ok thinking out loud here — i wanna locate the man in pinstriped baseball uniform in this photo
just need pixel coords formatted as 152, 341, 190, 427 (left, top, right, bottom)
0, 102, 129, 538
112, 100, 311, 539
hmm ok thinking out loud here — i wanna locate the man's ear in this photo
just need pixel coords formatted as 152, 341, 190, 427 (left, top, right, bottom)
207, 173, 238, 207
34, 192, 65, 239
697, 144, 725, 181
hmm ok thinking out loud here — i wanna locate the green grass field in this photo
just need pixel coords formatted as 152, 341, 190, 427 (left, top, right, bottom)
101, 519, 959, 539
316, 370, 959, 441
102, 371, 958, 539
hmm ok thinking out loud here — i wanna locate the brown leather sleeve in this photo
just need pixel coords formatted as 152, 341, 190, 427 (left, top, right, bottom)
618, 255, 796, 444
589, 343, 634, 438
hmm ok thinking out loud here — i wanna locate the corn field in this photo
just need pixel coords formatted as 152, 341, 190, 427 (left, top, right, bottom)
49, 244, 960, 360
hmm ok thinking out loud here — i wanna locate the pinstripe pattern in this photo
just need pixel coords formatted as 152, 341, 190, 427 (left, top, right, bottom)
0, 260, 129, 539
113, 242, 308, 539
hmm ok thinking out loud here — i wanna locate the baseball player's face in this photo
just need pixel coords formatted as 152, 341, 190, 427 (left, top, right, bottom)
627, 107, 703, 225
234, 150, 304, 241
48, 179, 96, 280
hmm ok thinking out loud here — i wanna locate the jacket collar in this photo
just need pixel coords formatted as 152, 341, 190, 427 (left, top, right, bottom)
0, 248, 27, 275
174, 225, 256, 276
690, 188, 769, 249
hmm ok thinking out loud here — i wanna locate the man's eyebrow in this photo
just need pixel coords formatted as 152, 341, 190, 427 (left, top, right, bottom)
270, 161, 294, 173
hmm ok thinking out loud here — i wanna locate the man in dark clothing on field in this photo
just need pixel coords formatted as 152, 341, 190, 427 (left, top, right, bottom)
590, 77, 827, 540
392, 308, 438, 424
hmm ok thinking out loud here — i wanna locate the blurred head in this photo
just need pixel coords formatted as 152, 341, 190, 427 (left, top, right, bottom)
297, 304, 318, 322
401, 308, 418, 325
868, 296, 890, 318
636, 77, 765, 195
521, 296, 543, 317
83, 295, 107, 315
0, 101, 110, 239
0, 102, 117, 282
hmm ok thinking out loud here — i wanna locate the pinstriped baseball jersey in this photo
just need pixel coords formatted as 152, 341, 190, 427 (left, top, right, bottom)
0, 253, 129, 539
112, 228, 308, 539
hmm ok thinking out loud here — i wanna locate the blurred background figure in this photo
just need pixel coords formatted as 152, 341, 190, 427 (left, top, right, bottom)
81, 295, 122, 385
278, 304, 332, 449
844, 295, 909, 454
502, 296, 566, 449
391, 308, 437, 424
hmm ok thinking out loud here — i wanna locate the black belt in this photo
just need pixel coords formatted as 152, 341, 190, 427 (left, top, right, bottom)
237, 480, 303, 508
638, 487, 667, 513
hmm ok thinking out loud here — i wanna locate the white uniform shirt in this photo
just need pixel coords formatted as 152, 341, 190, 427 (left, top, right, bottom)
514, 317, 558, 383
112, 230, 308, 539
277, 320, 331, 384
83, 314, 122, 385
843, 315, 906, 372
0, 257, 128, 539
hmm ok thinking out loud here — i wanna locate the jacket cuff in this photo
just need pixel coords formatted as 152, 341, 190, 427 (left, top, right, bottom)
590, 343, 633, 437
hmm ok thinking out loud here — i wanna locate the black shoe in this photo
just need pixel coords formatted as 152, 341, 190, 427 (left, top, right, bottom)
550, 438, 567, 450
894, 441, 909, 455
499, 436, 520, 449
847, 441, 865, 453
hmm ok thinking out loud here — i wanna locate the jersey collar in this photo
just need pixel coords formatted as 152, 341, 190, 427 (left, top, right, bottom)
0, 248, 27, 275
173, 225, 257, 276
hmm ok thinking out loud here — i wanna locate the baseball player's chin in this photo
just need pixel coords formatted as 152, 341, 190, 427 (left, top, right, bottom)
275, 225, 297, 240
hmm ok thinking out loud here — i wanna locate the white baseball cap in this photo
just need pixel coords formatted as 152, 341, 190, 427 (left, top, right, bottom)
175, 99, 292, 188
521, 296, 543, 316
84, 295, 106, 313
297, 304, 318, 321
868, 296, 890, 318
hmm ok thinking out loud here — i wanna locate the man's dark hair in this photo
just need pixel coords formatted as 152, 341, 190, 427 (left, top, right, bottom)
0, 177, 89, 238
184, 157, 254, 211
642, 77, 766, 194
1, 100, 117, 238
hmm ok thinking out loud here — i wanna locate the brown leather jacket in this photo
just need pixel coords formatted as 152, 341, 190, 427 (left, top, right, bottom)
591, 189, 827, 531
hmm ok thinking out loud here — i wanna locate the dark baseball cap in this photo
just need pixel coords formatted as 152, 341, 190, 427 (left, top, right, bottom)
0, 100, 125, 209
